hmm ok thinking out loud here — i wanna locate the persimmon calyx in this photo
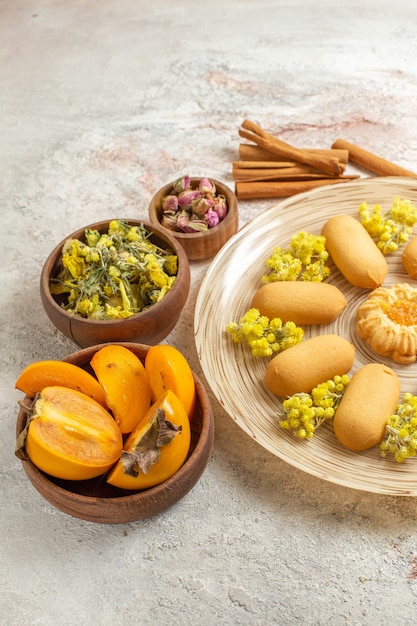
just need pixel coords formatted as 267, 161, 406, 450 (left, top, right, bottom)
15, 395, 39, 460
121, 408, 182, 477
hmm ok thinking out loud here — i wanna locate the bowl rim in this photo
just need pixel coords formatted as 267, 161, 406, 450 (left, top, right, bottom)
40, 218, 190, 326
15, 342, 215, 521
148, 177, 238, 241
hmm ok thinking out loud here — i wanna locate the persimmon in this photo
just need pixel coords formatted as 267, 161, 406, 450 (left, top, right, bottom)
17, 386, 123, 481
106, 390, 191, 490
15, 360, 107, 407
90, 345, 151, 434
144, 345, 196, 418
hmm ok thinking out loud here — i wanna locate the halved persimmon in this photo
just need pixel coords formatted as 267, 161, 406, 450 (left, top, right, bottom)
106, 390, 191, 490
90, 345, 152, 434
15, 360, 107, 407
17, 386, 123, 481
144, 345, 196, 418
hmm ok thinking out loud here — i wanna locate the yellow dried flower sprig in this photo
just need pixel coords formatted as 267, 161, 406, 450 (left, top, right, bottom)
279, 375, 350, 439
226, 308, 304, 357
262, 231, 330, 283
381, 393, 417, 462
359, 197, 417, 254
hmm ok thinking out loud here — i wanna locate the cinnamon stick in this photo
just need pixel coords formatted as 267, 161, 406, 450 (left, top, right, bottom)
233, 166, 338, 180
233, 158, 348, 179
233, 160, 301, 169
239, 143, 349, 164
235, 172, 359, 183
239, 143, 294, 162
235, 178, 353, 200
233, 162, 322, 177
240, 120, 344, 176
332, 138, 417, 178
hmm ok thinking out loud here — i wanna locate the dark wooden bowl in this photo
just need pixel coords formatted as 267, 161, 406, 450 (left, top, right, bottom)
148, 178, 238, 261
15, 343, 214, 523
40, 220, 190, 348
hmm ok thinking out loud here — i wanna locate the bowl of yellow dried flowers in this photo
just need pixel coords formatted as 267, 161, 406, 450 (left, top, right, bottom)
40, 219, 190, 348
148, 176, 239, 261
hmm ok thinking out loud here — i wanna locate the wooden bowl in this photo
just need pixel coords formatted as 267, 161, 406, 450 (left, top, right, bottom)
40, 220, 190, 348
148, 178, 239, 261
15, 343, 214, 523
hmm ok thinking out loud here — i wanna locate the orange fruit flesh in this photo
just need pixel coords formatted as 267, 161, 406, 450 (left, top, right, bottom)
144, 345, 196, 418
90, 345, 151, 434
106, 390, 191, 490
25, 386, 123, 481
15, 360, 107, 407
386, 299, 417, 326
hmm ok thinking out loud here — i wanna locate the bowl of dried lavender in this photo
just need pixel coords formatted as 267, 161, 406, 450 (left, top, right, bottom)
40, 219, 190, 348
148, 176, 239, 261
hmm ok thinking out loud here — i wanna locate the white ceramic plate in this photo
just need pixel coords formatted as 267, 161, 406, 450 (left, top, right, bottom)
194, 177, 417, 495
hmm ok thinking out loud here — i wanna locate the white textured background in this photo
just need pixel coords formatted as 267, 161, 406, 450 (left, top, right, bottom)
2, 1, 417, 624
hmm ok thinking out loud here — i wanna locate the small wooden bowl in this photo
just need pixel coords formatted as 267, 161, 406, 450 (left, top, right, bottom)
15, 343, 214, 523
40, 220, 190, 348
148, 178, 239, 261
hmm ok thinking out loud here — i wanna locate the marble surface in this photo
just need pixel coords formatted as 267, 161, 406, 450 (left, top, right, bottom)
2, 1, 417, 624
